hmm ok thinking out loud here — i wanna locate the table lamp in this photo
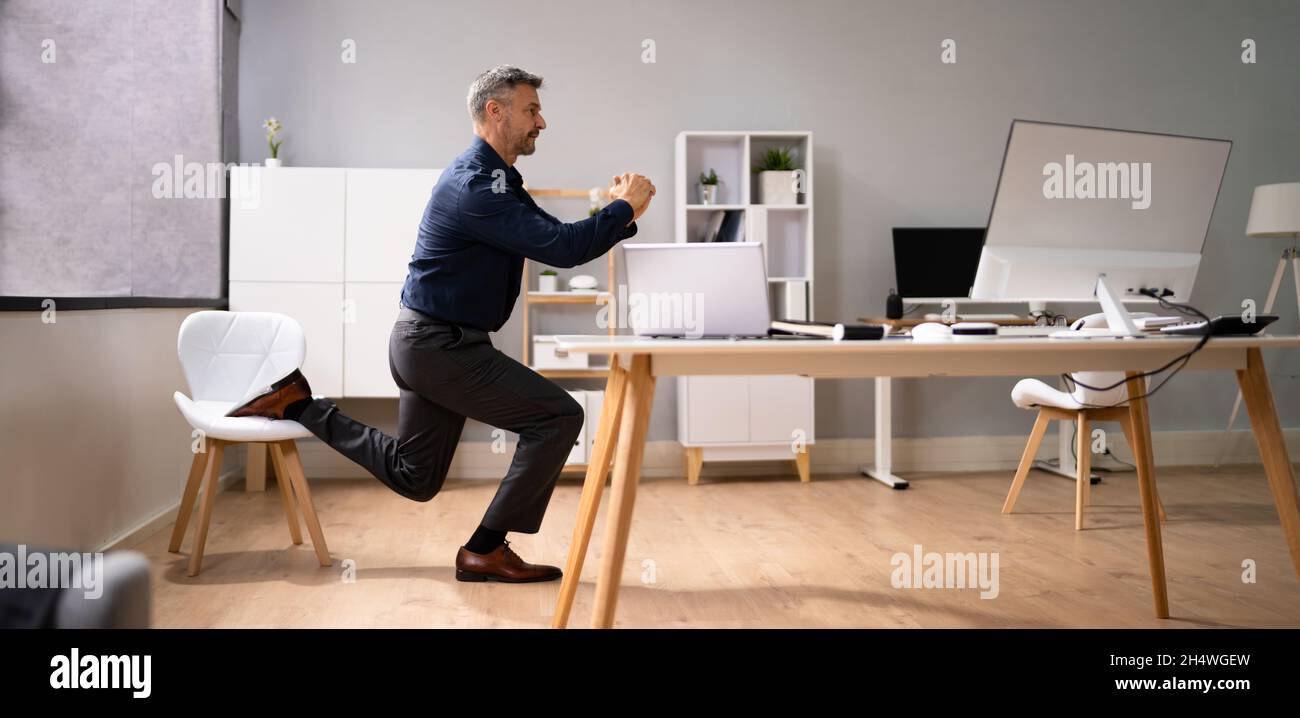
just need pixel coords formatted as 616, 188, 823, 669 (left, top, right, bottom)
1216, 182, 1300, 465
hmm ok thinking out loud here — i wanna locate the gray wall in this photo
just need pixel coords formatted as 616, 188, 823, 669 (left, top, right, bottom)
0, 0, 228, 299
0, 308, 234, 550
237, 0, 1300, 442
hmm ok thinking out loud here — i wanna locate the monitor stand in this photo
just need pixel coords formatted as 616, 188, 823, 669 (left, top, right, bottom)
1095, 273, 1143, 336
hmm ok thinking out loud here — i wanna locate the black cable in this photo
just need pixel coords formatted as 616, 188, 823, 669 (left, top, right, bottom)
1060, 289, 1212, 408
1064, 415, 1135, 473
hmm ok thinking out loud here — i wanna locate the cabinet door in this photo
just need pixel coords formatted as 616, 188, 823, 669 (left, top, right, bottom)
343, 282, 404, 398
749, 376, 814, 443
685, 376, 750, 443
565, 391, 587, 464
584, 390, 604, 456
229, 167, 346, 282
229, 281, 344, 397
345, 168, 442, 283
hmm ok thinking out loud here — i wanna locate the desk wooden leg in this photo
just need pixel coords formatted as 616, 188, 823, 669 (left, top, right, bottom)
1236, 347, 1300, 578
1125, 372, 1169, 618
591, 355, 656, 629
551, 359, 629, 629
1119, 412, 1167, 522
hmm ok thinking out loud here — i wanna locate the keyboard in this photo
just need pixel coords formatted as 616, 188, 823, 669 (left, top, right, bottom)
1159, 315, 1278, 336
996, 326, 1057, 337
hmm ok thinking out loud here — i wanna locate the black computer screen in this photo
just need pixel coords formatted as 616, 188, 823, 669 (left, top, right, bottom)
891, 227, 987, 299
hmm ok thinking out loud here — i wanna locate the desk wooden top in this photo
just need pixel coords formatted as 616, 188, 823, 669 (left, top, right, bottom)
551, 334, 1300, 379
553, 333, 1300, 354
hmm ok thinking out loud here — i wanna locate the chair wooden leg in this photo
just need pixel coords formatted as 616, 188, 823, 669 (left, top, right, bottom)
1075, 413, 1090, 531
169, 449, 208, 553
187, 440, 226, 576
1120, 411, 1166, 522
685, 447, 703, 485
1125, 371, 1169, 618
245, 443, 267, 492
268, 440, 303, 545
273, 440, 331, 567
794, 447, 811, 483
1003, 411, 1050, 514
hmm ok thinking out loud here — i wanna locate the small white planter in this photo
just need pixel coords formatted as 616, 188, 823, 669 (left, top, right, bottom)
265, 158, 282, 168
538, 274, 559, 292
757, 170, 798, 205
697, 183, 719, 205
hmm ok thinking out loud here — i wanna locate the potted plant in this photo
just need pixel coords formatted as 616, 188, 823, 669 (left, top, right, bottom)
753, 147, 800, 205
697, 168, 719, 205
263, 117, 284, 167
538, 269, 559, 293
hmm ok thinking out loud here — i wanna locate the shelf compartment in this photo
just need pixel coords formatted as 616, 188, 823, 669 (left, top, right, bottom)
761, 207, 810, 279
749, 135, 810, 205
684, 135, 747, 206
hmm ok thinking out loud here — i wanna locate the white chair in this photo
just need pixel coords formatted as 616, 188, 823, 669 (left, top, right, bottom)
1002, 371, 1166, 530
170, 310, 330, 576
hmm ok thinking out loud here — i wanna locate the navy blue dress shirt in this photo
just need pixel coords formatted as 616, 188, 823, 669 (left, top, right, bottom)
400, 136, 638, 332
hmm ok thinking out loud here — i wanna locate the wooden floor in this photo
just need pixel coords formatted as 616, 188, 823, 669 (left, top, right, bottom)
134, 464, 1300, 628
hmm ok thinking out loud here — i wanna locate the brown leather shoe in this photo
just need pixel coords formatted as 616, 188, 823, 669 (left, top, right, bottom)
455, 540, 562, 583
225, 368, 312, 419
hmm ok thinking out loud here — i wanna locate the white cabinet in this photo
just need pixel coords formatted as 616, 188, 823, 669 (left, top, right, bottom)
749, 375, 814, 443
566, 391, 588, 464
561, 389, 605, 465
679, 375, 814, 446
228, 280, 345, 397
683, 376, 749, 443
229, 167, 346, 283
584, 390, 604, 457
343, 282, 404, 397
345, 169, 440, 282
229, 166, 429, 399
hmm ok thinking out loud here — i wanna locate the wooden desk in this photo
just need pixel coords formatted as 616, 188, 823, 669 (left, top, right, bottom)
547, 334, 1300, 628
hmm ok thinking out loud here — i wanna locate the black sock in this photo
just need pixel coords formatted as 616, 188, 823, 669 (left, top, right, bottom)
284, 397, 313, 421
465, 525, 507, 554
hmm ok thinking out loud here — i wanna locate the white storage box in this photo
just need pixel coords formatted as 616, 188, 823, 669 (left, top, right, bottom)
532, 335, 589, 370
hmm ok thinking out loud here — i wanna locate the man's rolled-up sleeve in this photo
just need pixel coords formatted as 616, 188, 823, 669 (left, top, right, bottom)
457, 177, 637, 268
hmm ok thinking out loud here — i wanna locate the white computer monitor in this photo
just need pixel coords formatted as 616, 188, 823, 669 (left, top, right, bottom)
970, 120, 1231, 332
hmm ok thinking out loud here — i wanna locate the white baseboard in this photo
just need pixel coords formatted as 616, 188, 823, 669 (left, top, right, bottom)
288, 427, 1299, 481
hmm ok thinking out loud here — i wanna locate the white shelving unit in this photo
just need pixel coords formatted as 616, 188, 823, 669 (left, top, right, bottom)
674, 131, 816, 484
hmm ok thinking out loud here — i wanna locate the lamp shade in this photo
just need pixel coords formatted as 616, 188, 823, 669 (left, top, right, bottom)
1245, 182, 1300, 237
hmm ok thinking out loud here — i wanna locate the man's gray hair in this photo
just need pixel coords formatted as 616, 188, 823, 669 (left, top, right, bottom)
467, 65, 544, 124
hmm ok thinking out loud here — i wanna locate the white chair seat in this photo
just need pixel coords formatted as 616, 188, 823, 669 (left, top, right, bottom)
173, 392, 311, 442
1011, 371, 1129, 410
1011, 378, 1083, 410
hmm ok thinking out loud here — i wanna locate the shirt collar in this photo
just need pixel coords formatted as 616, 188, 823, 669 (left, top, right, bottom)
469, 135, 522, 184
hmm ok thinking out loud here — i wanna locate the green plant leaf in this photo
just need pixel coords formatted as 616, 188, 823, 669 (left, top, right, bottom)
752, 146, 797, 172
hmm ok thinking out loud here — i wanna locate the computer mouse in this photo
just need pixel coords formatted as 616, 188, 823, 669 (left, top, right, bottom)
910, 322, 953, 340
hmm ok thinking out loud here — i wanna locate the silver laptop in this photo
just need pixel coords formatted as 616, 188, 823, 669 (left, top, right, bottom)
622, 242, 771, 338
